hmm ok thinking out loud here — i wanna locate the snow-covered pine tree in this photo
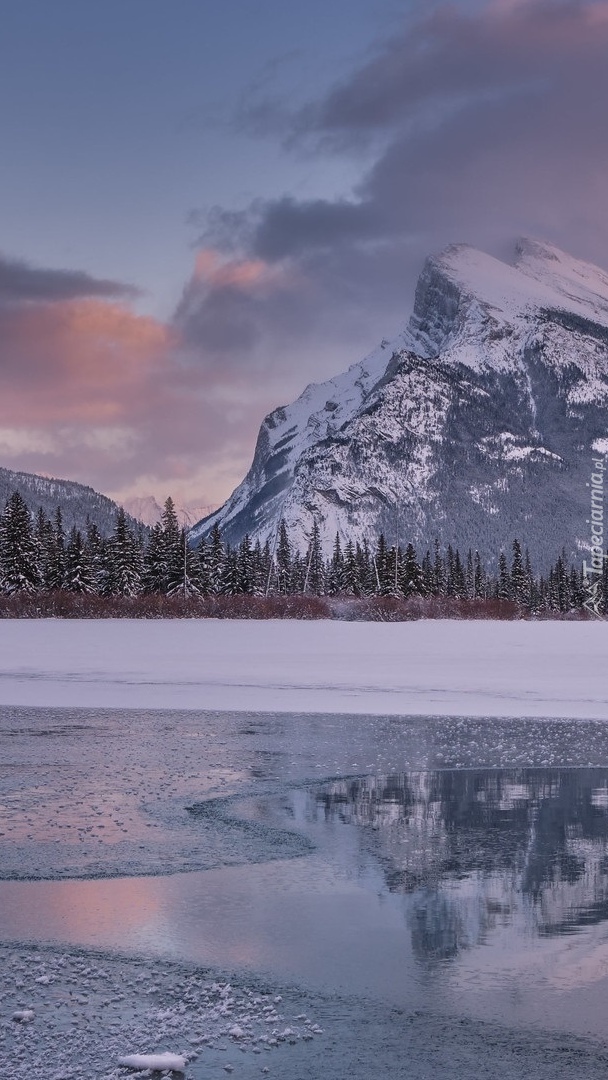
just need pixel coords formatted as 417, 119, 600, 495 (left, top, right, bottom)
220, 546, 241, 594
510, 539, 528, 606
35, 507, 55, 590
327, 532, 345, 595
47, 507, 66, 590
196, 536, 214, 596
400, 543, 425, 597
209, 522, 225, 594
342, 539, 361, 596
105, 507, 142, 596
433, 539, 446, 597
448, 548, 466, 599
474, 551, 486, 599
143, 523, 166, 593
0, 491, 40, 594
85, 520, 106, 594
303, 520, 325, 594
64, 526, 95, 593
275, 520, 292, 594
374, 533, 391, 595
497, 551, 511, 601
236, 535, 255, 595
160, 497, 185, 595
356, 539, 375, 596
251, 539, 267, 595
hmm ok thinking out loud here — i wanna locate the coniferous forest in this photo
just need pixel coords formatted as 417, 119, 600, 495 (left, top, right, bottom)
0, 490, 605, 619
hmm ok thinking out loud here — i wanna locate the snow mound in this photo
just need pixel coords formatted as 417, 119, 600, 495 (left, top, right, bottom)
118, 1051, 185, 1072
12, 1008, 35, 1022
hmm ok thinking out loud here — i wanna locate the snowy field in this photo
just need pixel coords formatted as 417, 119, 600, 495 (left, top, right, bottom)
0, 617, 607, 718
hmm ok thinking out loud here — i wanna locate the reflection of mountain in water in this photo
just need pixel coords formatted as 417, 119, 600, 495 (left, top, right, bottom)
311, 770, 608, 961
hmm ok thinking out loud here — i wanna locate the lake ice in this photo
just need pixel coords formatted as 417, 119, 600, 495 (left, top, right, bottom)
4, 700, 608, 1078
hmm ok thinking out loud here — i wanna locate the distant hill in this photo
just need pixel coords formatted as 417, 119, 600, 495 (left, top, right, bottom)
0, 466, 143, 536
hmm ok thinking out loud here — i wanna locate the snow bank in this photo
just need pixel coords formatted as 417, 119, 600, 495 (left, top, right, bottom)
0, 618, 606, 719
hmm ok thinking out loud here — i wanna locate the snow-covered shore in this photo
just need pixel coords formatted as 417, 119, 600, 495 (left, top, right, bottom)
0, 618, 606, 719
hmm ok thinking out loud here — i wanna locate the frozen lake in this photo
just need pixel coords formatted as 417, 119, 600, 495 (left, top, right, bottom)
4, 704, 608, 1077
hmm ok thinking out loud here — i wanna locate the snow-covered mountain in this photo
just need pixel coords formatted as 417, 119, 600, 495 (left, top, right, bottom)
190, 239, 608, 567
0, 467, 144, 536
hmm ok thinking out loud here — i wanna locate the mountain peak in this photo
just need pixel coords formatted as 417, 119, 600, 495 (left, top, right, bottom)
513, 236, 608, 319
408, 238, 608, 363
191, 237, 608, 566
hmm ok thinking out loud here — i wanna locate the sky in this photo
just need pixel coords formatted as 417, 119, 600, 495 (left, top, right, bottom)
1, 0, 608, 518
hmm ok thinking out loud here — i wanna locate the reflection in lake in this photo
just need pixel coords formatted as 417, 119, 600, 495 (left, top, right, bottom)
4, 763, 608, 1039
309, 770, 608, 957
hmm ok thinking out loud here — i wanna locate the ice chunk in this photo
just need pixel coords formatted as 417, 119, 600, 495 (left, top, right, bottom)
12, 1008, 35, 1022
118, 1051, 186, 1072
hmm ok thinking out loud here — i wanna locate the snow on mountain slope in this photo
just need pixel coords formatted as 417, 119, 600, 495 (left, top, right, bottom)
407, 239, 608, 373
191, 239, 608, 566
189, 326, 414, 546
514, 238, 608, 321
0, 467, 145, 536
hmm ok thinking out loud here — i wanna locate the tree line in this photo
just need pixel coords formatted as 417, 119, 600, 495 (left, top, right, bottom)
0, 489, 605, 616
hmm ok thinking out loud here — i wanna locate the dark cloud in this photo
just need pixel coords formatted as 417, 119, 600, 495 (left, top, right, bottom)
0, 253, 141, 303
251, 196, 383, 261
182, 0, 608, 373
286, 1, 608, 148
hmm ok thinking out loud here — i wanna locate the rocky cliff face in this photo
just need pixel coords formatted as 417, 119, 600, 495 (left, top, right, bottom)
191, 239, 608, 568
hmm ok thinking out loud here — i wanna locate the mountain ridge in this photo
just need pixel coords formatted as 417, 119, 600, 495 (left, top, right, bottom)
190, 238, 608, 569
0, 466, 144, 536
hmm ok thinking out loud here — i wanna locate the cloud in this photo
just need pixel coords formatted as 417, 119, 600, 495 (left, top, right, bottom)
178, 0, 608, 420
5, 1, 608, 518
0, 271, 272, 511
0, 253, 141, 303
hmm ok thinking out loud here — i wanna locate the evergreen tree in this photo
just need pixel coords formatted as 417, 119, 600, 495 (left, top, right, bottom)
85, 520, 105, 594
209, 522, 225, 594
374, 533, 390, 594
220, 546, 241, 594
342, 539, 361, 596
290, 551, 306, 594
276, 520, 292, 594
304, 520, 325, 594
170, 528, 201, 598
196, 536, 214, 596
64, 527, 95, 593
161, 497, 185, 595
0, 491, 40, 594
251, 539, 267, 595
497, 551, 511, 601
465, 550, 475, 600
448, 548, 466, 599
143, 523, 166, 594
401, 543, 425, 597
357, 539, 375, 596
105, 507, 141, 596
553, 553, 570, 612
421, 550, 435, 596
35, 507, 55, 590
385, 545, 401, 596
47, 507, 66, 590
433, 539, 446, 597
327, 532, 345, 595
237, 535, 255, 594
474, 551, 486, 599
510, 539, 528, 605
